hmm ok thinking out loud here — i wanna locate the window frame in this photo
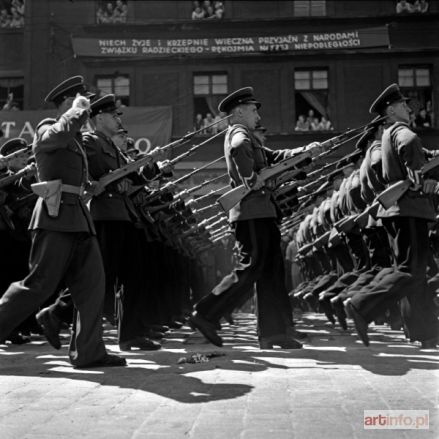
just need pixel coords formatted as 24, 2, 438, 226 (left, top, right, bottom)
95, 74, 131, 105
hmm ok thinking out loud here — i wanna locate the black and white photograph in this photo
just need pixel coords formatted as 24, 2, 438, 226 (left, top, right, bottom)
0, 1, 438, 438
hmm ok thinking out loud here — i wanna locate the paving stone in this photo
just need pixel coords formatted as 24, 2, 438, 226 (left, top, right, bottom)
0, 313, 437, 439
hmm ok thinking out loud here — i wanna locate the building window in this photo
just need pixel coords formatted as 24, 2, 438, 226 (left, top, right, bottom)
294, 69, 332, 132
293, 1, 326, 17
0, 77, 24, 110
96, 0, 128, 24
191, 1, 225, 20
398, 66, 433, 128
193, 73, 228, 134
0, 0, 25, 28
96, 75, 130, 106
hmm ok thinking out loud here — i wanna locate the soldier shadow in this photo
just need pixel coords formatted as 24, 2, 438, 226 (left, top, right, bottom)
0, 314, 437, 401
215, 314, 439, 377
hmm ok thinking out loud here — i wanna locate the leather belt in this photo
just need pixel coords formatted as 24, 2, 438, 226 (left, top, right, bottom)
61, 184, 84, 196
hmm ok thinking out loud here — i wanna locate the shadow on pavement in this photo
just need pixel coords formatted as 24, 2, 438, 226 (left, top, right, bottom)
0, 313, 438, 403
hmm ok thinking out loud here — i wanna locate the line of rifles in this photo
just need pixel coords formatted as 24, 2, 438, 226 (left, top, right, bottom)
0, 114, 408, 256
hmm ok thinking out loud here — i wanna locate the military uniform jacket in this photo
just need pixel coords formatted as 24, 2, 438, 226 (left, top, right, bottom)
84, 131, 157, 222
225, 124, 294, 222
378, 122, 435, 220
29, 108, 95, 234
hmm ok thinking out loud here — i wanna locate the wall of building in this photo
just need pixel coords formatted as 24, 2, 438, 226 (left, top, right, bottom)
0, 0, 437, 148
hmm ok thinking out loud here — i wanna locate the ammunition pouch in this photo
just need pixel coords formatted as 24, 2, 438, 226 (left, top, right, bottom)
31, 180, 84, 218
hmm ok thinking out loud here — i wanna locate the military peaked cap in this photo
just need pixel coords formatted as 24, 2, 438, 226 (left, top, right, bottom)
218, 87, 261, 113
369, 83, 409, 115
0, 137, 28, 156
90, 94, 122, 118
45, 75, 95, 105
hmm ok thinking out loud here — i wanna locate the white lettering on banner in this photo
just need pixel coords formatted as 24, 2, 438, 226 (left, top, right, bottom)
99, 39, 126, 47
101, 47, 139, 55
19, 121, 35, 138
0, 121, 16, 138
258, 35, 299, 44
132, 39, 151, 47
135, 138, 151, 153
214, 37, 255, 45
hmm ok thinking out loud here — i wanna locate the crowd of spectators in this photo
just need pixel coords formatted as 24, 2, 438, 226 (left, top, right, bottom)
96, 0, 128, 24
295, 109, 333, 132
192, 0, 224, 20
409, 101, 434, 129
396, 0, 429, 14
194, 111, 228, 134
0, 0, 25, 28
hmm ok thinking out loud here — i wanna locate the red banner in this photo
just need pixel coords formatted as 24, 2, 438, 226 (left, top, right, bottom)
0, 106, 173, 152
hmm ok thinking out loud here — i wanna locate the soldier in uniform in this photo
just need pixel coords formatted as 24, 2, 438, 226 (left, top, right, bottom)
84, 94, 165, 351
346, 84, 439, 348
0, 76, 126, 367
189, 87, 320, 349
0, 138, 37, 343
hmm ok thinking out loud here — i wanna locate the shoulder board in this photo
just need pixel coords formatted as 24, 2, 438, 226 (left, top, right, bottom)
36, 118, 56, 130
229, 124, 250, 138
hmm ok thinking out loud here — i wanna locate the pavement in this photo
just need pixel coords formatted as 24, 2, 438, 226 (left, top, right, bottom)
0, 312, 438, 439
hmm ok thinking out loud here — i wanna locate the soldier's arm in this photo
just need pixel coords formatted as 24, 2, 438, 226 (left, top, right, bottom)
230, 130, 259, 189
36, 108, 89, 152
395, 128, 425, 186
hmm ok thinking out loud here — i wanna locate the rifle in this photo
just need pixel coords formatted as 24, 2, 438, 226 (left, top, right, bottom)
0, 146, 33, 169
186, 185, 229, 208
173, 173, 228, 200
217, 117, 386, 213
212, 230, 233, 243
205, 216, 228, 230
193, 201, 219, 215
217, 151, 312, 212
0, 164, 37, 189
354, 202, 380, 228
334, 214, 358, 234
376, 146, 439, 209
86, 128, 227, 202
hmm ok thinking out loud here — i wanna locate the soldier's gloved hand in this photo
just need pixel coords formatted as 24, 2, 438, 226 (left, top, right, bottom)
305, 141, 324, 157
422, 179, 439, 194
158, 160, 174, 176
72, 93, 91, 112
251, 173, 265, 191
117, 178, 132, 194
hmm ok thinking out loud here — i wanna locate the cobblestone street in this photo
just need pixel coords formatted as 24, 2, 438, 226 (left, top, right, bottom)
1, 313, 438, 439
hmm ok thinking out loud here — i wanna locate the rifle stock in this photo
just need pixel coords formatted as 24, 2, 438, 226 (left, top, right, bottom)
376, 180, 411, 209
217, 151, 312, 212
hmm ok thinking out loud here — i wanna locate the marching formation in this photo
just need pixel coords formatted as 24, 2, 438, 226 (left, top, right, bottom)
0, 76, 437, 369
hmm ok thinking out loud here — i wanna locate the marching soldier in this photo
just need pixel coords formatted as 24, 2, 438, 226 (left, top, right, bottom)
84, 93, 164, 351
346, 84, 439, 348
0, 76, 126, 368
189, 87, 320, 349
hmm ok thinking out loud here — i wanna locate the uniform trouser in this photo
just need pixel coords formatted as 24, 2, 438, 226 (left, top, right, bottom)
95, 221, 144, 343
195, 218, 292, 339
350, 217, 438, 342
0, 230, 107, 366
